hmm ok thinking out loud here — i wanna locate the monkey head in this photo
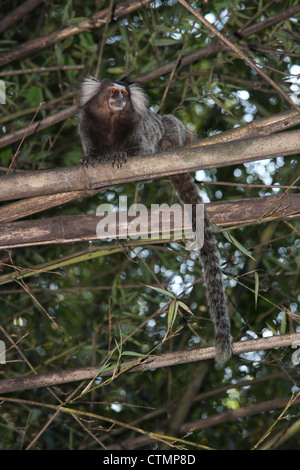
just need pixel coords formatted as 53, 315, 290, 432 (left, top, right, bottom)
78, 76, 148, 118
78, 76, 150, 161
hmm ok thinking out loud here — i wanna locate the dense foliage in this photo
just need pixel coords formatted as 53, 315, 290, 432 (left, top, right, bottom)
0, 0, 299, 450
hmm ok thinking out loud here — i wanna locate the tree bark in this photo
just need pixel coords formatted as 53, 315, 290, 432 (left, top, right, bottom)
0, 129, 299, 202
0, 332, 299, 394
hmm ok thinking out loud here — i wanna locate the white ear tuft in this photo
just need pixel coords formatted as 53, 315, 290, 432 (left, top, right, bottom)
78, 75, 101, 107
129, 83, 148, 116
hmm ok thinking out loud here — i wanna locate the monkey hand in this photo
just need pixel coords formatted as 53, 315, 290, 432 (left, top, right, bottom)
80, 155, 95, 168
111, 151, 127, 168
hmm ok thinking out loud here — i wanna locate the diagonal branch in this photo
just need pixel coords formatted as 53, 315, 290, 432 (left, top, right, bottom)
0, 0, 152, 68
177, 0, 300, 112
1, 6, 300, 152
135, 4, 300, 83
0, 105, 78, 150
0, 0, 44, 35
0, 332, 299, 394
107, 394, 300, 450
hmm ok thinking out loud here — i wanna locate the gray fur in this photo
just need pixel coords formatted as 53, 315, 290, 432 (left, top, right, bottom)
170, 170, 231, 365
78, 75, 102, 108
129, 83, 148, 116
78, 77, 232, 365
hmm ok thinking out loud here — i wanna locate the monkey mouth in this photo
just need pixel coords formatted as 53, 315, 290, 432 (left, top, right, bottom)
108, 98, 126, 112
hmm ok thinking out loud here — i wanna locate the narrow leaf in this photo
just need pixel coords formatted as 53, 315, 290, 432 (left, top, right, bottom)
144, 284, 175, 299
122, 351, 152, 358
177, 301, 194, 316
223, 231, 255, 261
254, 271, 259, 310
167, 300, 179, 332
280, 310, 287, 335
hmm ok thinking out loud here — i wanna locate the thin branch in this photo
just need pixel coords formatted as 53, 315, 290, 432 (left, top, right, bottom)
94, 0, 114, 79
163, 362, 210, 441
0, 0, 44, 35
0, 91, 76, 125
7, 101, 45, 172
0, 0, 152, 68
0, 282, 170, 295
85, 371, 294, 446
109, 395, 300, 450
194, 109, 300, 146
182, 395, 300, 434
135, 4, 300, 83
241, 44, 300, 59
0, 395, 212, 451
0, 65, 84, 78
1, 6, 299, 150
236, 0, 276, 34
0, 332, 299, 394
0, 105, 78, 150
182, 71, 278, 93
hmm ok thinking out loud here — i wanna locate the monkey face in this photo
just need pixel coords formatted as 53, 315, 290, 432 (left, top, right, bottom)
107, 83, 129, 112
79, 76, 148, 118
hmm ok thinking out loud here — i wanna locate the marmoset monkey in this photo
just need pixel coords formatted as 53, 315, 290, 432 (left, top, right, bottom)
78, 76, 232, 365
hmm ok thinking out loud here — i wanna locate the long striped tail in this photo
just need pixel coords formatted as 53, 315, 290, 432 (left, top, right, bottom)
171, 173, 232, 365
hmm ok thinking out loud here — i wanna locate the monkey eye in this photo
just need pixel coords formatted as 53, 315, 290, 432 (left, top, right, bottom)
108, 87, 128, 97
109, 87, 118, 95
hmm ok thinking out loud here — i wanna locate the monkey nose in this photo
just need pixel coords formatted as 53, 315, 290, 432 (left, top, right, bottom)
109, 95, 126, 111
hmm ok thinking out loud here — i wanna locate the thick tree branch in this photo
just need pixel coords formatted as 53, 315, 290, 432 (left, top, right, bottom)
196, 109, 300, 146
0, 193, 299, 249
0, 129, 299, 203
0, 189, 102, 223
0, 109, 299, 225
0, 332, 299, 394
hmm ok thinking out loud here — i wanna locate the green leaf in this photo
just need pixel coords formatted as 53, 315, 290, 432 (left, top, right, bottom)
0, 146, 12, 166
154, 38, 180, 46
25, 86, 43, 106
120, 26, 131, 51
144, 285, 174, 299
223, 231, 255, 261
155, 25, 180, 35
167, 300, 178, 332
61, 0, 72, 23
106, 67, 126, 75
177, 301, 194, 316
121, 351, 152, 357
207, 93, 235, 117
